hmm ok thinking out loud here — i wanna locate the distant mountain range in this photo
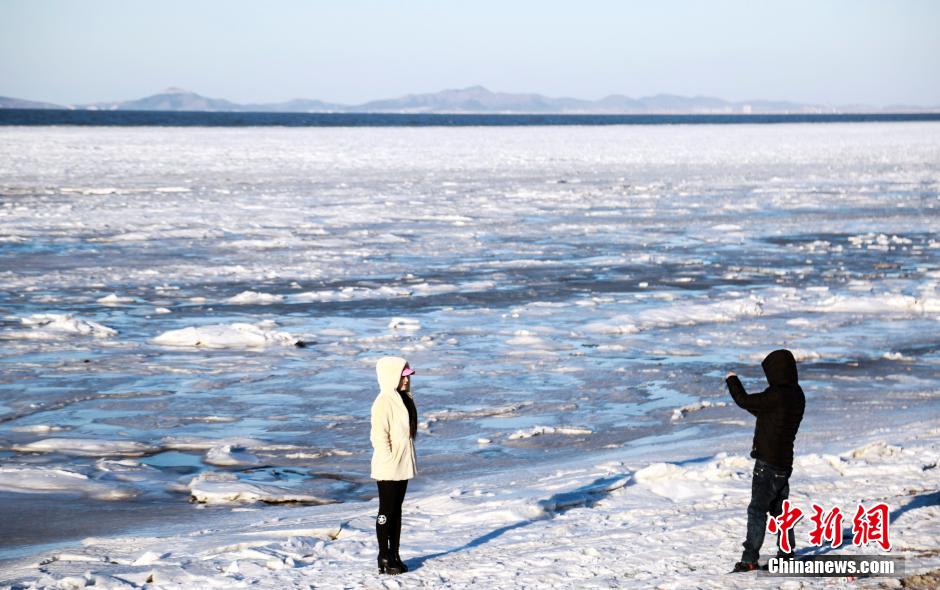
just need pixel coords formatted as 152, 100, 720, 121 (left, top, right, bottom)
1, 86, 937, 114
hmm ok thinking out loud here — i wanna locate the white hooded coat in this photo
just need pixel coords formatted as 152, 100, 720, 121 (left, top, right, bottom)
370, 356, 417, 481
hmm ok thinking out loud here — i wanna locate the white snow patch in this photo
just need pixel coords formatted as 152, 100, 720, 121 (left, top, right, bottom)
9, 424, 69, 433
670, 400, 728, 421
97, 293, 134, 305
293, 285, 410, 302
188, 472, 335, 505
160, 436, 268, 452
12, 437, 158, 457
586, 297, 764, 334
204, 445, 261, 467
318, 328, 356, 337
153, 322, 298, 349
508, 426, 592, 440
846, 440, 903, 460
743, 348, 824, 362
815, 293, 940, 314
0, 465, 136, 500
420, 403, 532, 431
12, 313, 117, 339
388, 317, 421, 331
225, 291, 285, 305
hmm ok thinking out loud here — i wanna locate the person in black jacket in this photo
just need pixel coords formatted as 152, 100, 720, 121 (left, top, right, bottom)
725, 349, 805, 572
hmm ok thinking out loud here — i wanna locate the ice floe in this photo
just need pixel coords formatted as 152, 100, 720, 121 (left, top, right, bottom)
225, 291, 285, 305
152, 322, 299, 349
96, 293, 135, 305
12, 438, 158, 457
586, 297, 764, 334
204, 444, 261, 467
670, 400, 728, 421
388, 317, 421, 331
9, 424, 69, 433
188, 472, 335, 505
507, 426, 593, 440
0, 465, 136, 500
9, 313, 117, 339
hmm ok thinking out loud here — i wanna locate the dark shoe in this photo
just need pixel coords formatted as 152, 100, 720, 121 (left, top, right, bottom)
732, 561, 759, 573
392, 552, 409, 573
377, 554, 402, 575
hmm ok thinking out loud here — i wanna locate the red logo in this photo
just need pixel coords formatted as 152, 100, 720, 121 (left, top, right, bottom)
769, 502, 891, 552
808, 503, 843, 549
767, 500, 804, 553
852, 502, 891, 551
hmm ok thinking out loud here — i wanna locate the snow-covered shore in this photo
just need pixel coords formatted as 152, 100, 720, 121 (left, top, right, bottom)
2, 413, 937, 589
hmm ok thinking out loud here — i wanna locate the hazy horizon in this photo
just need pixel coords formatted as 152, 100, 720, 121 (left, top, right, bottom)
6, 84, 940, 110
2, 0, 939, 108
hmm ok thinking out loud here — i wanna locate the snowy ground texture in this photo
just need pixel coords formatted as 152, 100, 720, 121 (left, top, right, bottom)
1, 416, 938, 589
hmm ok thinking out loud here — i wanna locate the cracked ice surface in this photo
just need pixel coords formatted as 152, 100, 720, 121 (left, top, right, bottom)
0, 123, 938, 585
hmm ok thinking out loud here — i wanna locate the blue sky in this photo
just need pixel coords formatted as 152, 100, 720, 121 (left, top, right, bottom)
2, 0, 938, 106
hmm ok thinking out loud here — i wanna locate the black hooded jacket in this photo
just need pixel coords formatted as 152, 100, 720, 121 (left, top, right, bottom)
725, 349, 805, 470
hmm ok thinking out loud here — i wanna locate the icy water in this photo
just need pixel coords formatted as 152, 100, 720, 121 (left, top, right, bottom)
4, 109, 940, 127
1, 123, 939, 556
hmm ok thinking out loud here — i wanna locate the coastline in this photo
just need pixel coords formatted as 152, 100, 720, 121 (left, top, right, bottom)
2, 403, 937, 589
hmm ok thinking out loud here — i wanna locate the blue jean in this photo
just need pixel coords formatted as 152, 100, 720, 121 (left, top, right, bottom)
742, 459, 794, 563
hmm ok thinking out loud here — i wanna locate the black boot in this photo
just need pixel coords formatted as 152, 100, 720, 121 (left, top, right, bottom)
378, 553, 402, 575
732, 561, 759, 573
392, 551, 409, 573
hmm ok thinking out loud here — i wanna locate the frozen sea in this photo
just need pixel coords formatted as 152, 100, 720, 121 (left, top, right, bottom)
1, 122, 939, 565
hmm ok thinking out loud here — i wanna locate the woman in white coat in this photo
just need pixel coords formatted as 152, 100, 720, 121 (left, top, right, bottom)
370, 356, 418, 575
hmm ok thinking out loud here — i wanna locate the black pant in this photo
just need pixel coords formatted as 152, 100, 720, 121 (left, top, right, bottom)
376, 480, 408, 556
742, 459, 794, 563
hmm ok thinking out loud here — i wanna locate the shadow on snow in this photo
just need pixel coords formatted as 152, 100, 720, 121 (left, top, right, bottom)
405, 473, 633, 572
